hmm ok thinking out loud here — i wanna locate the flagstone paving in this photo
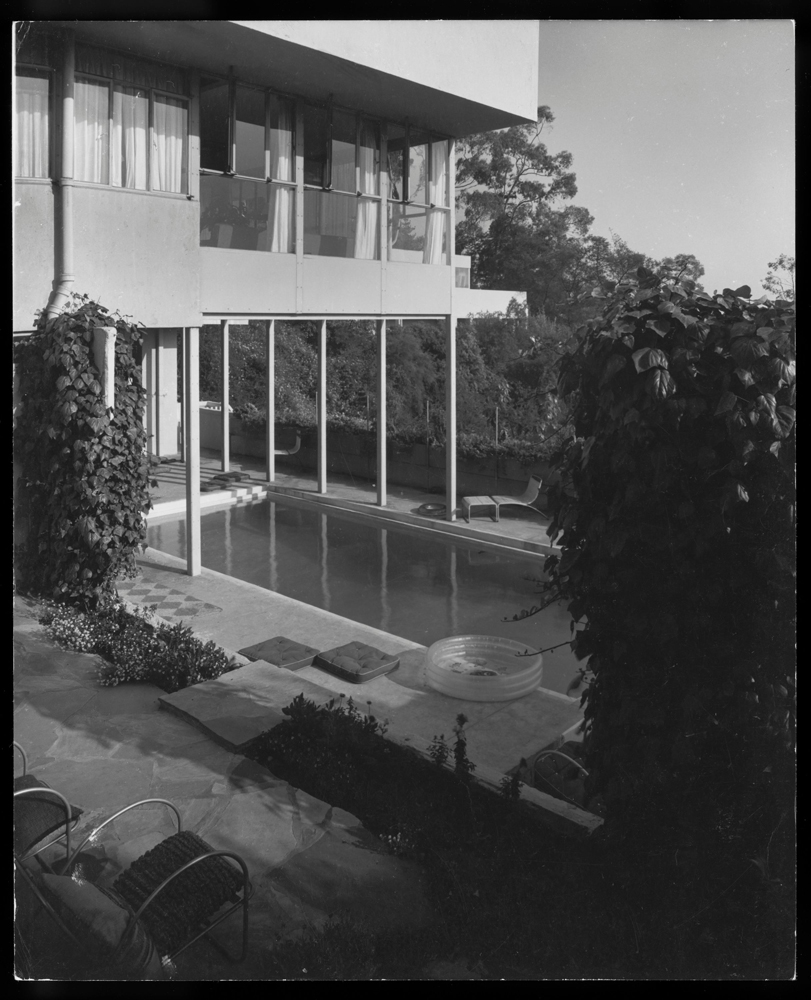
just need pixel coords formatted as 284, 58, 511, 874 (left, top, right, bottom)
14, 596, 437, 982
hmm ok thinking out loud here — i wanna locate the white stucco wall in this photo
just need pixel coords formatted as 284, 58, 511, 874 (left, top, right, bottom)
455, 288, 527, 316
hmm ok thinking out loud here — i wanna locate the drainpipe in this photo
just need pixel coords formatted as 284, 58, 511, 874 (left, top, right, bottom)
45, 28, 75, 318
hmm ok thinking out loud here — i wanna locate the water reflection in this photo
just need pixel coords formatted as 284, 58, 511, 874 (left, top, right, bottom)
147, 499, 580, 694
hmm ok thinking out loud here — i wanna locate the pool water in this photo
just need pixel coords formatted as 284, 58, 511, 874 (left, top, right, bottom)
147, 499, 582, 695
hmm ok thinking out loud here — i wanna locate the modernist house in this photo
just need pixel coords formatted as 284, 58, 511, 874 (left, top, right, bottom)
14, 19, 537, 574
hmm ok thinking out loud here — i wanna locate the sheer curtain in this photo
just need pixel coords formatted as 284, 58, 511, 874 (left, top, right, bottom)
268, 101, 293, 252
16, 74, 49, 178
74, 79, 109, 184
354, 121, 379, 260
323, 159, 355, 243
112, 86, 148, 189
423, 141, 448, 265
151, 95, 187, 193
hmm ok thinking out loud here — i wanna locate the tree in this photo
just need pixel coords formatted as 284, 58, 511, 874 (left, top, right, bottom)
455, 109, 664, 320
762, 254, 795, 301
541, 272, 794, 900
456, 108, 582, 314
650, 252, 705, 286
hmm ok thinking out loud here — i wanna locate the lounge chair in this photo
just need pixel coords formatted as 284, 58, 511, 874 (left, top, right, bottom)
462, 474, 543, 523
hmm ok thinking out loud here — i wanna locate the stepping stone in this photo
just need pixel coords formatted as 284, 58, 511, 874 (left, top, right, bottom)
212, 471, 248, 483
238, 636, 319, 671
314, 642, 399, 684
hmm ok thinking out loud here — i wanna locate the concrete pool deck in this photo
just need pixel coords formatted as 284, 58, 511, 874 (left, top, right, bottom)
123, 546, 584, 780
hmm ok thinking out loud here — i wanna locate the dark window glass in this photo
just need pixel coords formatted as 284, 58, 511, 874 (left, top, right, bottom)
387, 123, 405, 201
200, 78, 230, 172
303, 104, 328, 186
409, 128, 431, 204
235, 85, 265, 179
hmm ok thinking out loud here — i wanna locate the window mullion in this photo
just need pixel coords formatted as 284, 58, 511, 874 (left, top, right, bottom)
147, 87, 154, 191
264, 90, 271, 181
229, 77, 236, 174
355, 113, 361, 195
108, 79, 114, 187
404, 120, 410, 203
325, 100, 333, 190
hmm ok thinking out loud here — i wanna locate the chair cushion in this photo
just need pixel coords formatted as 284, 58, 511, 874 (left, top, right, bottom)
14, 775, 82, 859
314, 641, 400, 683
238, 635, 319, 671
113, 831, 244, 957
37, 874, 165, 979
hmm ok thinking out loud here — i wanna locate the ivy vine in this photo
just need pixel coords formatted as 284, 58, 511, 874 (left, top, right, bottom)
541, 271, 795, 867
14, 295, 156, 608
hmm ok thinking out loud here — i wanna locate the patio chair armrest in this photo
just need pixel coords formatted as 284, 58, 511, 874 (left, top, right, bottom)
14, 785, 75, 862
13, 741, 28, 776
64, 799, 183, 874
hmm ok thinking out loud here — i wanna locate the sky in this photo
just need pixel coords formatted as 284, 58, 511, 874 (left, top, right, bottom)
535, 20, 795, 295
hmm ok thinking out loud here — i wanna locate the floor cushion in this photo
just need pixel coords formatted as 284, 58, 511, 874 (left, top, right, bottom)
238, 635, 319, 671
314, 641, 400, 683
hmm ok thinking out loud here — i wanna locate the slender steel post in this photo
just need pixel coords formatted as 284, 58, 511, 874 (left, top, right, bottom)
317, 319, 327, 494
265, 319, 275, 482
376, 319, 387, 507
184, 327, 201, 575
221, 320, 230, 472
445, 315, 456, 520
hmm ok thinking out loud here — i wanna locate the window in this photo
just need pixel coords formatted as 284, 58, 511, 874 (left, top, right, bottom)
303, 105, 380, 259
197, 75, 447, 266
15, 69, 50, 178
74, 75, 188, 193
388, 127, 449, 265
199, 80, 294, 253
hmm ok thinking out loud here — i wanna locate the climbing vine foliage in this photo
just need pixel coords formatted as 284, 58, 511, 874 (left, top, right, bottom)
15, 295, 155, 607
543, 272, 795, 858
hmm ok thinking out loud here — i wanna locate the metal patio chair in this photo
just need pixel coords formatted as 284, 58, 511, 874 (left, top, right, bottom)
61, 798, 253, 967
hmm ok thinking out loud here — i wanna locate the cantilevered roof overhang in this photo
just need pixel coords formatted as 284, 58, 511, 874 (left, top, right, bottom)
55, 19, 537, 137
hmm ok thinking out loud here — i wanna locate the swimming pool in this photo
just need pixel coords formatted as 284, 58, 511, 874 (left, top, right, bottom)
147, 498, 581, 695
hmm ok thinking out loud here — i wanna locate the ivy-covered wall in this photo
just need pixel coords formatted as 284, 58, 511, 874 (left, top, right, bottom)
14, 296, 156, 607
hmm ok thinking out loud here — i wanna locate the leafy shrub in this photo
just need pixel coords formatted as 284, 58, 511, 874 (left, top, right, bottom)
542, 272, 795, 875
14, 295, 154, 608
40, 602, 237, 693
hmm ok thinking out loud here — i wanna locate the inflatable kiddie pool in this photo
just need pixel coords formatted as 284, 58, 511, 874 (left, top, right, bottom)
425, 635, 543, 702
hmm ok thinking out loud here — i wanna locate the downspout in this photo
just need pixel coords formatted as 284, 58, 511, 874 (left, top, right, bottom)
45, 28, 75, 318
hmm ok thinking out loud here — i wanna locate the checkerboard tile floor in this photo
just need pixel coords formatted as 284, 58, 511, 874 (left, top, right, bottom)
116, 577, 222, 618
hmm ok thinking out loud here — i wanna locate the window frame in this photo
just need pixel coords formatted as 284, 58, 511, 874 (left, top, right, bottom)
73, 71, 190, 195
200, 78, 297, 189
15, 64, 55, 181
387, 125, 451, 264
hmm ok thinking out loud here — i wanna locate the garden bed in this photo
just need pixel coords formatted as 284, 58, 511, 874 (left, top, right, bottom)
37, 597, 239, 693
242, 694, 793, 980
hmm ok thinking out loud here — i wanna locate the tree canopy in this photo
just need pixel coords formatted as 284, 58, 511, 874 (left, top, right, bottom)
455, 109, 705, 319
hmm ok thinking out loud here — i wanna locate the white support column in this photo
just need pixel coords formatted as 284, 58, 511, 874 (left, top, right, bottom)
140, 330, 156, 452
93, 326, 117, 412
220, 320, 230, 472
266, 319, 275, 482
317, 319, 327, 494
184, 327, 201, 576
376, 318, 387, 507
445, 314, 457, 520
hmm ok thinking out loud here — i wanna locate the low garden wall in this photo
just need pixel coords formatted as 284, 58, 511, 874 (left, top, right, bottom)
199, 405, 552, 498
